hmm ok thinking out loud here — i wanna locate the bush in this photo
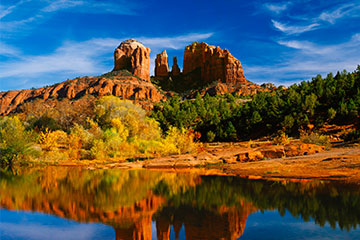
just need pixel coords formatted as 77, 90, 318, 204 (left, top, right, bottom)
273, 133, 290, 145
38, 129, 67, 151
0, 116, 39, 165
206, 131, 216, 142
301, 132, 330, 148
163, 127, 199, 155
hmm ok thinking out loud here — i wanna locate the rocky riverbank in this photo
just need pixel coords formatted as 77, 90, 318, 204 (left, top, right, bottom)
39, 141, 360, 183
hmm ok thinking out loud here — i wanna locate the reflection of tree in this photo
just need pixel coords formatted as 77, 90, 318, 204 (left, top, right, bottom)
1, 167, 359, 240
171, 176, 360, 231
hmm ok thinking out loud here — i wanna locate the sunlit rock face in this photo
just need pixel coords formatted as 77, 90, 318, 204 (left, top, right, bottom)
153, 41, 265, 95
113, 39, 151, 81
155, 50, 169, 77
183, 42, 247, 85
0, 74, 165, 115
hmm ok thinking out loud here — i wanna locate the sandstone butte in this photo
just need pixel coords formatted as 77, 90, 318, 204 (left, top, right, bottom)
155, 42, 265, 95
0, 39, 267, 116
113, 39, 151, 81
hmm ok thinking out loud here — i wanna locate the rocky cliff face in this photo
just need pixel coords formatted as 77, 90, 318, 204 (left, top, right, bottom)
113, 39, 151, 81
155, 50, 169, 77
154, 42, 263, 95
183, 42, 246, 85
0, 72, 165, 115
171, 57, 180, 76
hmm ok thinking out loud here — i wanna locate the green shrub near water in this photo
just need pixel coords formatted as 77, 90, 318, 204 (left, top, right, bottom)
0, 116, 39, 166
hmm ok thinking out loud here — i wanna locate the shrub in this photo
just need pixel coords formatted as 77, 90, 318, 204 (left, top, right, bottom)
164, 127, 199, 155
38, 129, 67, 151
206, 131, 216, 142
0, 116, 39, 166
301, 132, 330, 148
273, 133, 290, 145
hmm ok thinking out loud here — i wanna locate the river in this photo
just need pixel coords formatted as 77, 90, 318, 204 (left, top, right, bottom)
0, 167, 359, 239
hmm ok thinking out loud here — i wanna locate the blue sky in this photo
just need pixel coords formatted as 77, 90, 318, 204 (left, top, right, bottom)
0, 0, 359, 91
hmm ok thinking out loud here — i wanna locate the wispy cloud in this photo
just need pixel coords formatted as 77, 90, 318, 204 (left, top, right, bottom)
270, 2, 360, 35
0, 32, 214, 90
272, 20, 319, 35
0, 0, 138, 38
319, 3, 360, 24
41, 0, 84, 12
41, 0, 137, 15
0, 38, 118, 79
0, 42, 21, 57
245, 33, 360, 85
138, 33, 214, 50
264, 2, 290, 14
0, 0, 29, 19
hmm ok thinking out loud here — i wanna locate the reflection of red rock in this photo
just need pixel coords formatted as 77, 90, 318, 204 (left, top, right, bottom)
156, 215, 171, 240
0, 193, 165, 240
115, 216, 152, 240
182, 203, 256, 240
1, 192, 256, 240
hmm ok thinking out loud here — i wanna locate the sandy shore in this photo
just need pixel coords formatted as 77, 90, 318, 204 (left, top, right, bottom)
46, 141, 360, 183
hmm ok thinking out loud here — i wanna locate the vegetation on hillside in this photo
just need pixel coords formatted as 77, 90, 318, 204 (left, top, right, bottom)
1, 68, 359, 165
0, 96, 198, 166
152, 67, 360, 141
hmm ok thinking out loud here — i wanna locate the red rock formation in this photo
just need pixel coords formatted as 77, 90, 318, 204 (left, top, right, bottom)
183, 42, 247, 85
171, 57, 181, 76
0, 73, 166, 115
155, 50, 169, 77
113, 39, 151, 81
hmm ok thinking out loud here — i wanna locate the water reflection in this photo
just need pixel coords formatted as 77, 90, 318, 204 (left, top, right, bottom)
1, 167, 359, 239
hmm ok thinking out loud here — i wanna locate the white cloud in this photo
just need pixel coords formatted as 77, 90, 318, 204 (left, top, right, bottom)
264, 2, 289, 14
41, 0, 84, 12
276, 40, 331, 55
41, 0, 137, 15
270, 2, 360, 35
0, 0, 138, 38
0, 38, 118, 79
271, 20, 320, 35
245, 33, 360, 85
0, 0, 29, 19
0, 42, 21, 57
319, 3, 360, 24
138, 33, 214, 50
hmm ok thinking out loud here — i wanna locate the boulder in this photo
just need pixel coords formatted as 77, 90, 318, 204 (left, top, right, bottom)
113, 39, 151, 81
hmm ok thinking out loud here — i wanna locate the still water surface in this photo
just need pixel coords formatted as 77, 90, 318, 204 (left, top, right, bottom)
0, 167, 359, 240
